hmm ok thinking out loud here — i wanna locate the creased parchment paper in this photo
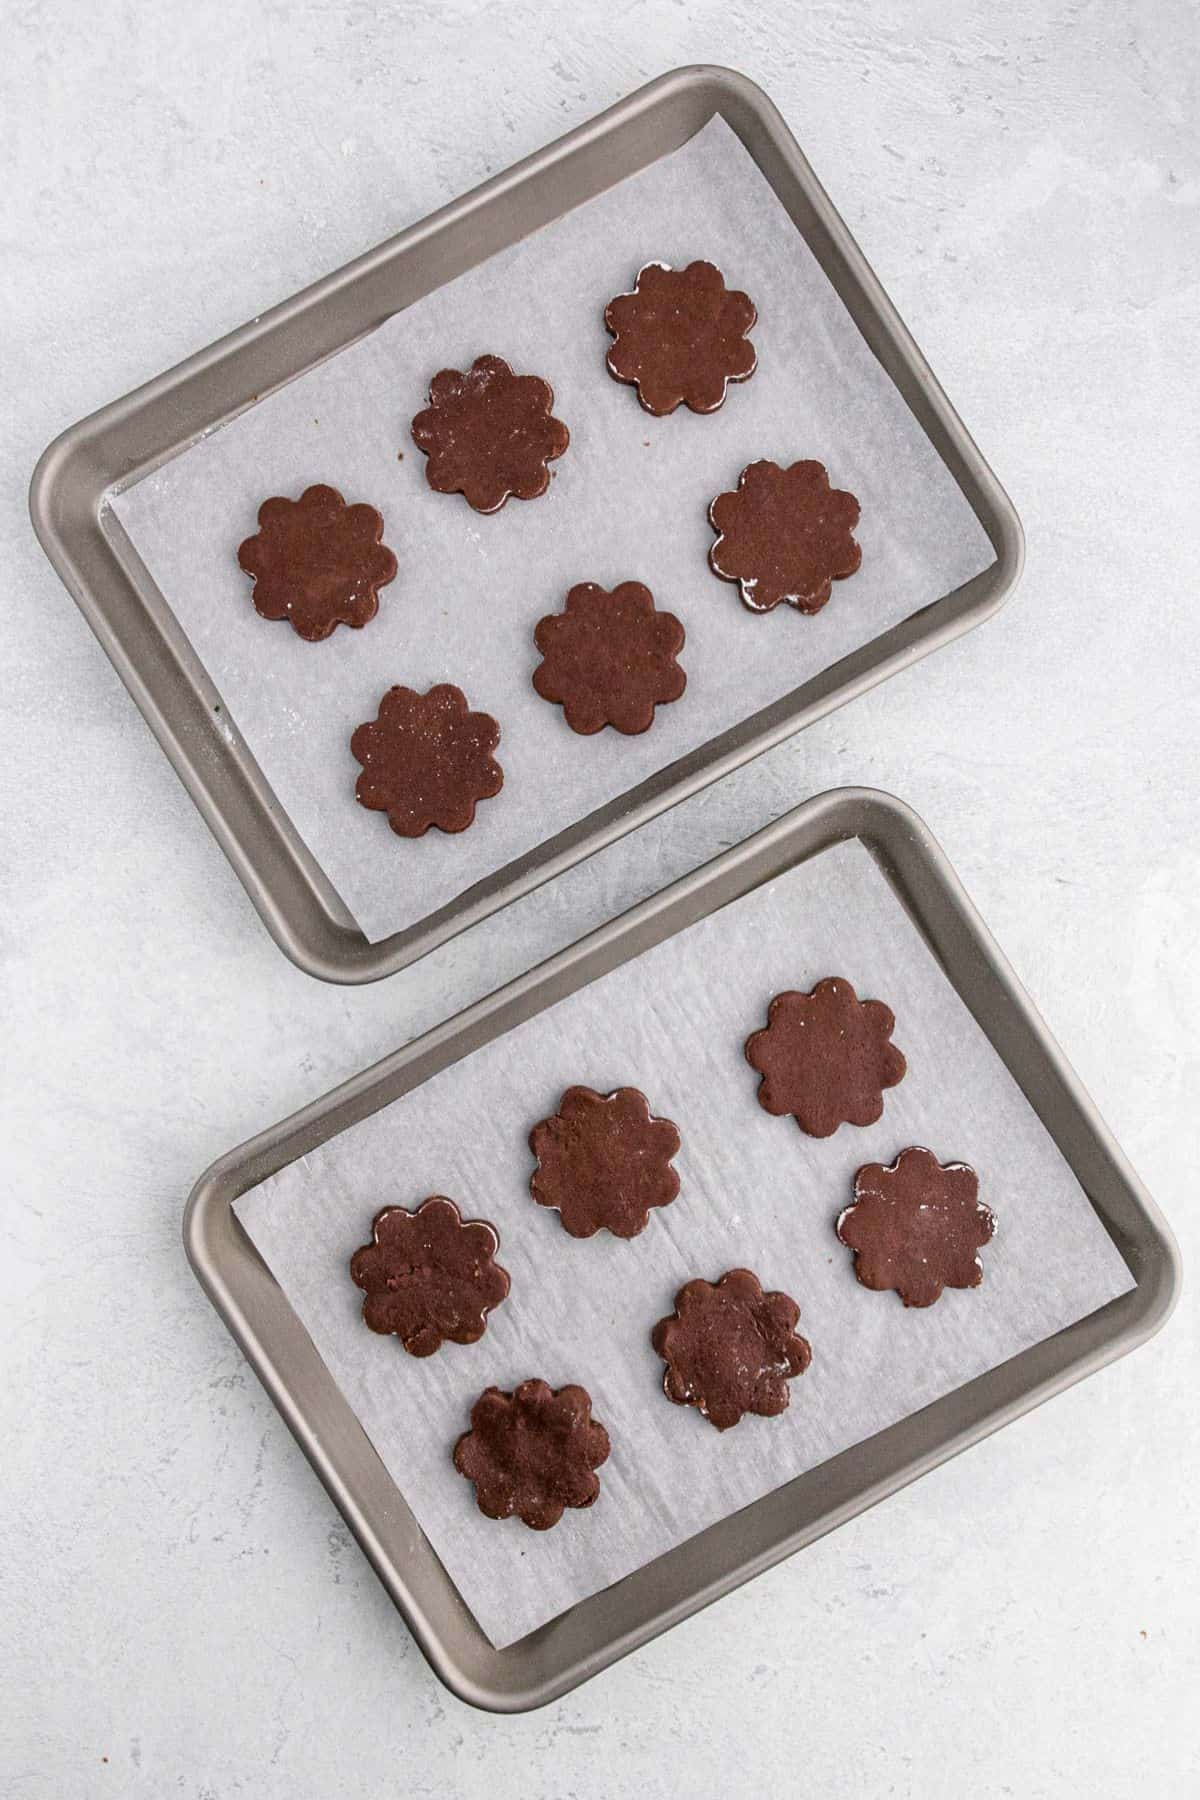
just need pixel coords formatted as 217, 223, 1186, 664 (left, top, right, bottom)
110, 118, 996, 944
234, 839, 1134, 1647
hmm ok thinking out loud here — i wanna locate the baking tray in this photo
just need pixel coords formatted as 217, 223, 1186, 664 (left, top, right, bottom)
184, 787, 1180, 1711
31, 66, 1023, 984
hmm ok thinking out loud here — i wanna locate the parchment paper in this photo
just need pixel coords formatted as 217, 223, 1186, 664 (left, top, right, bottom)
110, 119, 996, 944
235, 839, 1134, 1647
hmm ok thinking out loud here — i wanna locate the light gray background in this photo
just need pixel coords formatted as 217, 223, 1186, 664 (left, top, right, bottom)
2, 2, 1196, 1796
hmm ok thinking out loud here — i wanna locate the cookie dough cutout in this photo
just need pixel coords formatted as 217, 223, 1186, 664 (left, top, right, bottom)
237, 484, 397, 640
351, 683, 502, 837
745, 977, 906, 1138
453, 1380, 611, 1530
652, 1269, 812, 1431
532, 581, 686, 735
529, 1086, 681, 1239
709, 460, 861, 613
410, 355, 569, 513
604, 261, 757, 415
838, 1147, 996, 1308
349, 1197, 510, 1357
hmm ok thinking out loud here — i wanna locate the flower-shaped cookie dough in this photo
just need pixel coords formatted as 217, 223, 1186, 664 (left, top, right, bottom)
529, 1085, 681, 1239
745, 977, 906, 1138
410, 355, 569, 513
652, 1269, 812, 1432
709, 460, 862, 614
453, 1380, 611, 1530
604, 261, 757, 416
351, 683, 502, 837
532, 581, 686, 735
236, 483, 398, 640
838, 1148, 996, 1309
349, 1197, 510, 1357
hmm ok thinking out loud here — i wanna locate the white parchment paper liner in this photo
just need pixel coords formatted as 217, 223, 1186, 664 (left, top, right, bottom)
111, 119, 995, 943
235, 840, 1134, 1646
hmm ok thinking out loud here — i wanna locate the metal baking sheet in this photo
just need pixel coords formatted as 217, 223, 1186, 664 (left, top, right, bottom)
31, 67, 1023, 983
184, 788, 1180, 1709
103, 116, 996, 948
230, 832, 1134, 1647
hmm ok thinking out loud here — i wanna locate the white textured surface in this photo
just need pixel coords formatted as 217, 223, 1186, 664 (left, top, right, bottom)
2, 1, 1197, 1794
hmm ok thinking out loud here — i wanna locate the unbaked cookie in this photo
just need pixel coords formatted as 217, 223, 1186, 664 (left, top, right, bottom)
237, 484, 397, 640
410, 355, 569, 513
532, 581, 686, 735
838, 1148, 996, 1308
453, 1380, 611, 1530
351, 683, 502, 837
604, 261, 757, 415
349, 1197, 510, 1356
745, 977, 906, 1137
529, 1086, 681, 1238
652, 1269, 812, 1431
709, 460, 861, 613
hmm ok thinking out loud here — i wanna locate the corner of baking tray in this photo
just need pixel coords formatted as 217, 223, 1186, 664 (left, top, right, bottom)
663, 62, 781, 112
974, 473, 1025, 623
29, 413, 103, 580
1105, 1159, 1184, 1348
248, 897, 387, 988
182, 1152, 236, 1295
824, 784, 932, 844
993, 483, 1026, 593
1139, 1214, 1184, 1337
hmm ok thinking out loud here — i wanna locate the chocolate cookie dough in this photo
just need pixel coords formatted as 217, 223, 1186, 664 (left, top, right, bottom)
529, 1085, 681, 1239
604, 261, 757, 416
351, 682, 502, 837
708, 460, 862, 614
532, 581, 686, 735
453, 1380, 611, 1530
838, 1148, 996, 1308
652, 1269, 812, 1432
410, 355, 569, 513
236, 483, 397, 640
349, 1196, 510, 1357
745, 977, 906, 1138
